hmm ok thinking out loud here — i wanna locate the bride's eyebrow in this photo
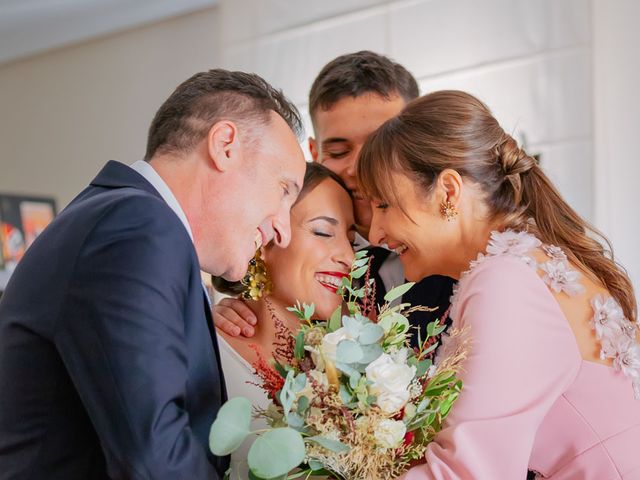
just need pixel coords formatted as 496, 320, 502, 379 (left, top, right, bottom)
307, 215, 338, 226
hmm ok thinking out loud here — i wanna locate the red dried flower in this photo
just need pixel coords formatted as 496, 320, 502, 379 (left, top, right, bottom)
403, 431, 415, 447
249, 344, 284, 400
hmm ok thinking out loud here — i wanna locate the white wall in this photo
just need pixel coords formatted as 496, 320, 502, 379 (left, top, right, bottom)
593, 0, 640, 292
0, 6, 220, 209
219, 0, 639, 293
1, 0, 636, 293
219, 0, 594, 221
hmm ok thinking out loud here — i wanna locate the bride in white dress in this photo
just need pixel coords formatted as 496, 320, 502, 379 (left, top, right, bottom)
212, 163, 356, 478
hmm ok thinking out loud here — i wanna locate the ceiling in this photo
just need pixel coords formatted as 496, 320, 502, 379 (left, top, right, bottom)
0, 0, 218, 65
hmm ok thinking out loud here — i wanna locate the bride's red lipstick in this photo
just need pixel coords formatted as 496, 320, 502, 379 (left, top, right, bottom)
315, 271, 349, 294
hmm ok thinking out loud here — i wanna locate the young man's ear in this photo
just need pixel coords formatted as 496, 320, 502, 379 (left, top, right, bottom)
207, 120, 239, 172
308, 137, 319, 162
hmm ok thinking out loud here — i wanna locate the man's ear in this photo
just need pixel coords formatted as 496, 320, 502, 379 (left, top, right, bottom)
207, 120, 239, 172
308, 137, 319, 162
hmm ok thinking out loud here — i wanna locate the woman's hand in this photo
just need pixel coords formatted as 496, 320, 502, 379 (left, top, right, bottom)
213, 297, 257, 337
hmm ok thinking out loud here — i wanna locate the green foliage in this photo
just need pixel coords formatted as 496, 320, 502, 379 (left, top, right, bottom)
294, 331, 305, 360
209, 397, 252, 455
306, 435, 350, 453
383, 282, 415, 303
248, 428, 305, 478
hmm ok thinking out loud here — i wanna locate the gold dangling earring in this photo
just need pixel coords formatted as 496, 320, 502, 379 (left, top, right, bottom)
440, 199, 458, 221
241, 249, 272, 301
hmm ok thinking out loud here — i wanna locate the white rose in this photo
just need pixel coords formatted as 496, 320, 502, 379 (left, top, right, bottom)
365, 351, 416, 414
374, 419, 406, 449
320, 327, 356, 363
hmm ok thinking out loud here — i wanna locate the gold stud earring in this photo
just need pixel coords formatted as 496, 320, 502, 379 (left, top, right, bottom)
241, 249, 272, 300
440, 199, 458, 221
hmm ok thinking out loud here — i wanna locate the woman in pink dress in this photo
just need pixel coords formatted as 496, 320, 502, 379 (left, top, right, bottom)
357, 90, 640, 479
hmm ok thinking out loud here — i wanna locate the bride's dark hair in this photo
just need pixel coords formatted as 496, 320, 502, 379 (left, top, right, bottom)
357, 90, 636, 323
212, 162, 351, 296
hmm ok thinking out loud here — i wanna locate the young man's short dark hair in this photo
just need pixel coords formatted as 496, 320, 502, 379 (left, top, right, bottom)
308, 50, 419, 124
145, 69, 303, 161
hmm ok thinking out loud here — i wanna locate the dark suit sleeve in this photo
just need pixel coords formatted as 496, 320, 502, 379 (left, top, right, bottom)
53, 196, 220, 479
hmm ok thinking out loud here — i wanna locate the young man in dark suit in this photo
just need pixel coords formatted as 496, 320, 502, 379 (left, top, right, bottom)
0, 69, 306, 479
215, 51, 455, 347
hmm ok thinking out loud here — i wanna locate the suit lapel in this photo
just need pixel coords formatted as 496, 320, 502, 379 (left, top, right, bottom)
203, 293, 228, 403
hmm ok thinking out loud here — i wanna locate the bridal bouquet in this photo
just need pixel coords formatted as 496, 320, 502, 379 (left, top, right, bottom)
210, 251, 468, 479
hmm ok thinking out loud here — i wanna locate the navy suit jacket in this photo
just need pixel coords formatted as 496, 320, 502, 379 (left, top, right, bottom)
0, 161, 229, 479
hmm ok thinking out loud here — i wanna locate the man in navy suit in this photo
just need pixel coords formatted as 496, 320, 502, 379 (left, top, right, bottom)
0, 69, 306, 479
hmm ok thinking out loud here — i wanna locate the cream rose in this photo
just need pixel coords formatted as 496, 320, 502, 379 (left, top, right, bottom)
374, 419, 406, 449
365, 350, 416, 414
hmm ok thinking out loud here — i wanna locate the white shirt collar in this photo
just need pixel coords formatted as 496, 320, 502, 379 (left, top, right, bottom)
129, 160, 194, 243
354, 233, 404, 300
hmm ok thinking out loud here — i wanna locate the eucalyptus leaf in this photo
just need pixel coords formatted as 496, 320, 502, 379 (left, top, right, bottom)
294, 331, 305, 360
355, 249, 369, 260
422, 342, 438, 356
209, 397, 252, 456
286, 411, 305, 429
303, 303, 315, 320
348, 370, 361, 389
280, 371, 296, 417
248, 428, 305, 479
247, 467, 286, 480
335, 361, 359, 378
328, 306, 342, 332
306, 435, 350, 453
358, 323, 384, 344
384, 282, 416, 303
308, 459, 325, 471
273, 360, 288, 379
293, 373, 307, 393
339, 384, 353, 405
297, 395, 309, 415
359, 344, 383, 363
427, 321, 436, 337
415, 358, 433, 377
342, 315, 363, 337
417, 397, 430, 413
351, 265, 369, 279
352, 257, 370, 268
336, 339, 363, 363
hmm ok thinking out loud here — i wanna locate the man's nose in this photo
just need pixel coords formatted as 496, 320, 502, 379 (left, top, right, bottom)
344, 148, 361, 180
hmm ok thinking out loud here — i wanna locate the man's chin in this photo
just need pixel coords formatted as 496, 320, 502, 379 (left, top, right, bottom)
223, 267, 246, 283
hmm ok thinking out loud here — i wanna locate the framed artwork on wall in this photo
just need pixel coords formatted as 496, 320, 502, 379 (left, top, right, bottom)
0, 194, 57, 275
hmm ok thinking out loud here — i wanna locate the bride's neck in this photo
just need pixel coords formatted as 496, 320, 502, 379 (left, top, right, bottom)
246, 296, 299, 344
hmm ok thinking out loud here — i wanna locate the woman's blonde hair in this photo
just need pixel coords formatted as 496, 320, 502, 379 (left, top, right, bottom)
357, 90, 636, 322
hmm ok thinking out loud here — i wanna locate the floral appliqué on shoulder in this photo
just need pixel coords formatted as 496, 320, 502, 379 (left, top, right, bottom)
448, 229, 640, 399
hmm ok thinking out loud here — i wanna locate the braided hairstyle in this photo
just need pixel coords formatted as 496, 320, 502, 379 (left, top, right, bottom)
357, 90, 636, 323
